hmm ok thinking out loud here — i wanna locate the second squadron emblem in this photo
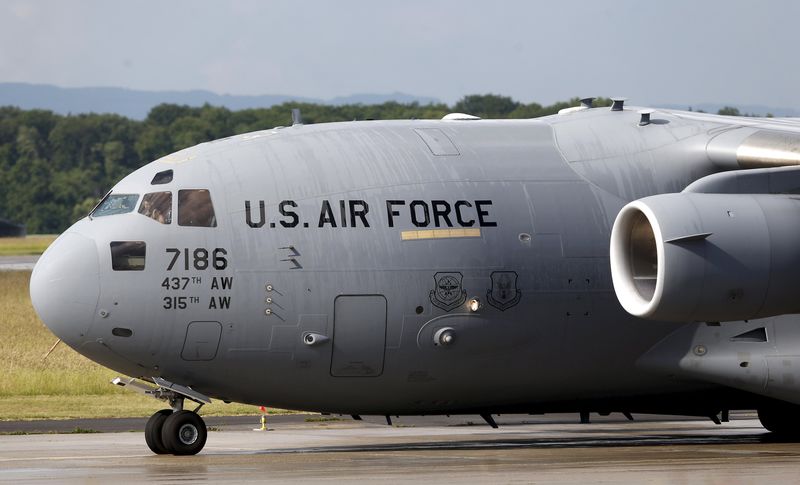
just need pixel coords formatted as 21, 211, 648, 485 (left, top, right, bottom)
486, 271, 522, 311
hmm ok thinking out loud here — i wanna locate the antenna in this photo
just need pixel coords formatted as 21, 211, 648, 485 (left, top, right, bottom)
638, 109, 655, 126
291, 109, 303, 126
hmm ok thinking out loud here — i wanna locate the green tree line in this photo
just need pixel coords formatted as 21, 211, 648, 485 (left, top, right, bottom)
1, 94, 748, 233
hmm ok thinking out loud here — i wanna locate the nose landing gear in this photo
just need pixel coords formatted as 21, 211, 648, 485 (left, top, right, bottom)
113, 376, 211, 455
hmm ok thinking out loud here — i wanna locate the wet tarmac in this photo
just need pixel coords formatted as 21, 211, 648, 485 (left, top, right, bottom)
0, 413, 797, 483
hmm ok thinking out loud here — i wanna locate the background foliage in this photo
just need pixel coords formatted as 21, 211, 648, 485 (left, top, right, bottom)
8, 94, 749, 233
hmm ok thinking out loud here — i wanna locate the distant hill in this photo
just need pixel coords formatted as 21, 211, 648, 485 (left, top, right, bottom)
0, 83, 442, 120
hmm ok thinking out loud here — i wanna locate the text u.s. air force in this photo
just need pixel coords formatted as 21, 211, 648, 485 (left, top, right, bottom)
245, 199, 497, 229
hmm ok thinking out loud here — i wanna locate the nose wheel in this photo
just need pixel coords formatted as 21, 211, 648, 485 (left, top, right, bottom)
162, 410, 208, 455
145, 409, 207, 455
144, 409, 172, 454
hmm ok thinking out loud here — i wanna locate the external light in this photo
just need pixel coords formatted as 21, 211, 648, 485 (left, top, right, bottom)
433, 327, 456, 346
468, 298, 481, 312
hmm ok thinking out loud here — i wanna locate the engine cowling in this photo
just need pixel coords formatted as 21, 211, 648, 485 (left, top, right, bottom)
610, 193, 800, 322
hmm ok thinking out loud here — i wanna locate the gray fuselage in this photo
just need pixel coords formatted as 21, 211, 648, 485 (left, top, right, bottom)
33, 107, 792, 415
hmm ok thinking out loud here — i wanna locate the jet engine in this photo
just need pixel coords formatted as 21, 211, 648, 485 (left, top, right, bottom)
610, 192, 800, 322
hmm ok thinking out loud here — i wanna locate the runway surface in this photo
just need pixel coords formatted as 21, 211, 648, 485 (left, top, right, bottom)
0, 255, 37, 271
1, 413, 798, 483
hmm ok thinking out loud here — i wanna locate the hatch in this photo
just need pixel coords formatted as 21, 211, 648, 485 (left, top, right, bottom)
330, 295, 387, 377
181, 321, 222, 361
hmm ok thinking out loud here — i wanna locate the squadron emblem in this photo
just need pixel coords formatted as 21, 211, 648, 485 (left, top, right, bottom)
430, 272, 467, 311
486, 271, 521, 311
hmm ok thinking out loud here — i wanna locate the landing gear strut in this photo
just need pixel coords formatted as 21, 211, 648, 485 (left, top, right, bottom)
113, 376, 211, 455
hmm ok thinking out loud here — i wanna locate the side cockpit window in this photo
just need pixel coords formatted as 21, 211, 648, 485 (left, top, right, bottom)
139, 192, 172, 224
178, 189, 217, 227
91, 193, 139, 217
110, 241, 146, 271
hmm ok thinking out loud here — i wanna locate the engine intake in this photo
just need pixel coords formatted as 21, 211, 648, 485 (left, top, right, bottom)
610, 193, 800, 322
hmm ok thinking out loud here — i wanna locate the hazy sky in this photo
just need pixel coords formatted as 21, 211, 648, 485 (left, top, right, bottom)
2, 0, 799, 108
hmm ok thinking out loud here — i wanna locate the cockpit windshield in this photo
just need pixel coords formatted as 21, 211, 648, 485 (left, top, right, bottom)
139, 192, 172, 224
178, 189, 217, 227
91, 193, 139, 218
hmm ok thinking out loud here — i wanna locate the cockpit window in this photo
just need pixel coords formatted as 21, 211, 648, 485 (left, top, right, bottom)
178, 189, 217, 227
91, 193, 139, 217
151, 170, 173, 185
138, 192, 172, 224
110, 241, 146, 271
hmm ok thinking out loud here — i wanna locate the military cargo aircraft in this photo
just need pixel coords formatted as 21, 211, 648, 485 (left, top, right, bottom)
29, 98, 800, 455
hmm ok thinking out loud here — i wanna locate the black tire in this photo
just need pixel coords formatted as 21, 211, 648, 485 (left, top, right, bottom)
161, 410, 207, 455
758, 401, 800, 437
145, 409, 173, 454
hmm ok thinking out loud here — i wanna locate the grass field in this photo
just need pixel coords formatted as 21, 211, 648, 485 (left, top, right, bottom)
0, 235, 57, 256
0, 270, 281, 421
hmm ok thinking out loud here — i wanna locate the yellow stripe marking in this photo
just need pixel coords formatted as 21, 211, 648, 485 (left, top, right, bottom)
401, 228, 482, 241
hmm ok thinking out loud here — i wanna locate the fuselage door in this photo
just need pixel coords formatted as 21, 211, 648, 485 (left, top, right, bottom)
330, 295, 387, 377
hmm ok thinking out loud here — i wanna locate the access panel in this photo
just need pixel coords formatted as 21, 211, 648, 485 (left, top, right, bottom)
330, 295, 387, 377
181, 321, 222, 361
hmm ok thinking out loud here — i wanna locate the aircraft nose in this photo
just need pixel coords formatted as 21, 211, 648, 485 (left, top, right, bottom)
30, 232, 100, 346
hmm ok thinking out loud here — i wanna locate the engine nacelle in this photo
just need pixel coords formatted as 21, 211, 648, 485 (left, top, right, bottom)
610, 193, 800, 322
